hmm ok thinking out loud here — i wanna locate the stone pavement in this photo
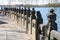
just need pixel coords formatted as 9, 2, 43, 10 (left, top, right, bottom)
0, 13, 32, 40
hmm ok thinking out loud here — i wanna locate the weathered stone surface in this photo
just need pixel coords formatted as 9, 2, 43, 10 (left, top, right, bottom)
0, 13, 32, 40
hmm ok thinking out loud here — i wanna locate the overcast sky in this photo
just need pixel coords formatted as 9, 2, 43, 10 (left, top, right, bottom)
0, 0, 59, 5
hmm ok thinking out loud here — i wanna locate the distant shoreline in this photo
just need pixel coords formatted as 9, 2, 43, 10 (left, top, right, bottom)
0, 3, 60, 7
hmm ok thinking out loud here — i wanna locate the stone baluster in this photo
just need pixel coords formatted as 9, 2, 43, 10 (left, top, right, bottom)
36, 11, 43, 40
27, 7, 32, 34
4, 8, 6, 15
21, 8, 24, 26
10, 8, 12, 19
14, 8, 16, 20
16, 8, 20, 24
21, 8, 23, 25
31, 8, 36, 34
8, 8, 10, 18
16, 8, 19, 23
18, 8, 21, 24
14, 8, 17, 23
26, 8, 28, 34
11, 8, 15, 20
31, 8, 36, 40
23, 7, 27, 26
25, 7, 31, 34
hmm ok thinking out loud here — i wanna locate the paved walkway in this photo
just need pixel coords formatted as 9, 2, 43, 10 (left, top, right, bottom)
0, 13, 31, 40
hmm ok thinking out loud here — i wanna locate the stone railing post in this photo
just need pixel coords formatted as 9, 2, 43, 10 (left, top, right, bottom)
14, 8, 16, 20
23, 7, 27, 26
27, 7, 32, 34
26, 8, 28, 34
32, 17, 36, 40
31, 8, 36, 40
4, 8, 7, 15
17, 8, 20, 24
30, 11, 32, 34
13, 8, 17, 23
16, 8, 19, 23
8, 8, 11, 18
36, 11, 43, 40
12, 8, 15, 20
21, 8, 23, 25
50, 30, 58, 40
21, 8, 24, 26
19, 8, 21, 24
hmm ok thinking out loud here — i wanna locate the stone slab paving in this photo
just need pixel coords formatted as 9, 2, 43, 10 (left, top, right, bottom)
0, 13, 32, 40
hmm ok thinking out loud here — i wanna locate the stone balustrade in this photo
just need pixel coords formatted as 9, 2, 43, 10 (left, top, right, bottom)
2, 7, 58, 40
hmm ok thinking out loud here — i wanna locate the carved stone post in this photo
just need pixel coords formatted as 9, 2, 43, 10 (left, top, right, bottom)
12, 8, 15, 20
21, 8, 24, 26
30, 10, 32, 34
23, 7, 27, 26
14, 8, 17, 23
4, 8, 6, 16
27, 7, 32, 34
11, 8, 13, 19
31, 8, 36, 34
31, 8, 36, 40
26, 8, 28, 34
4, 8, 8, 16
16, 8, 19, 23
14, 8, 16, 20
22, 8, 24, 26
17, 8, 21, 24
19, 8, 21, 24
43, 9, 57, 40
36, 11, 43, 40
9, 8, 11, 18
21, 8, 23, 25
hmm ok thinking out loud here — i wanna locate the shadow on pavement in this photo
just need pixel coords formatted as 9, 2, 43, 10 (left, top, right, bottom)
0, 30, 26, 33
0, 14, 6, 16
0, 21, 8, 24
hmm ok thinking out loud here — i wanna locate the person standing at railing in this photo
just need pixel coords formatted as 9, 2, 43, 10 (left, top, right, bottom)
43, 9, 57, 40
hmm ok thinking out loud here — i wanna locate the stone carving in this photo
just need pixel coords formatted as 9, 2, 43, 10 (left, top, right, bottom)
36, 11, 43, 40
31, 8, 36, 19
31, 8, 36, 27
27, 7, 31, 23
27, 7, 31, 17
36, 11, 43, 34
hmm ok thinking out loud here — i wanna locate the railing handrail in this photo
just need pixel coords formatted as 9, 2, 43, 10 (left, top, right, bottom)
50, 30, 60, 40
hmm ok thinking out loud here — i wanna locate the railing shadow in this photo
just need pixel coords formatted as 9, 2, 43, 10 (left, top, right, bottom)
0, 21, 8, 24
0, 30, 26, 33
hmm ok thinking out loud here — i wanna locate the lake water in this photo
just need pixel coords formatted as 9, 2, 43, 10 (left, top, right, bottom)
29, 7, 60, 32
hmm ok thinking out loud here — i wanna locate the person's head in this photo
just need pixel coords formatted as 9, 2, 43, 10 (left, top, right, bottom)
50, 9, 54, 13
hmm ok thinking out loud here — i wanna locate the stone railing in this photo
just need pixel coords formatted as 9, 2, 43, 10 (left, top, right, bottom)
50, 30, 60, 40
2, 7, 58, 40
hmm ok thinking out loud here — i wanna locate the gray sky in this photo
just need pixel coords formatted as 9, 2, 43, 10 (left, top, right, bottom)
0, 0, 59, 5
